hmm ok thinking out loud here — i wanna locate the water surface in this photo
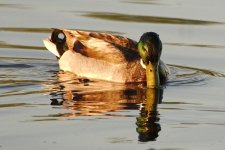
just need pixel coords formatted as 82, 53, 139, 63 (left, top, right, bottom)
1, 0, 225, 149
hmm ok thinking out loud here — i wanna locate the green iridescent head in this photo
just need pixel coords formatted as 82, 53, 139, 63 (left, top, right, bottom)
138, 32, 162, 66
138, 32, 162, 88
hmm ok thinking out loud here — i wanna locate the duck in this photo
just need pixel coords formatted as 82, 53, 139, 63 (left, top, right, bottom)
43, 28, 170, 88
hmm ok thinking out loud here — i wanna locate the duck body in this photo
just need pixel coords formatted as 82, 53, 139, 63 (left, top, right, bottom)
59, 50, 146, 83
43, 29, 170, 84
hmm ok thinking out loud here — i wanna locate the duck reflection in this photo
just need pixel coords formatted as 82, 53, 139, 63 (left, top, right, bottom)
47, 72, 164, 141
136, 88, 163, 142
50, 89, 145, 117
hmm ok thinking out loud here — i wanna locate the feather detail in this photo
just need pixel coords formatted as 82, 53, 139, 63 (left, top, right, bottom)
59, 29, 140, 64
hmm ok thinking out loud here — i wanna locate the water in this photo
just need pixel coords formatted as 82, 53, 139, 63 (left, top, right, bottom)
1, 0, 225, 149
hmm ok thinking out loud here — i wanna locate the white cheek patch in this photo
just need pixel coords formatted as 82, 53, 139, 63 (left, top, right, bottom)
140, 59, 146, 69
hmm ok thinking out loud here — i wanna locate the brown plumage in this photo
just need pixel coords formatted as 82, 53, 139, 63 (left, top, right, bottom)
43, 28, 170, 83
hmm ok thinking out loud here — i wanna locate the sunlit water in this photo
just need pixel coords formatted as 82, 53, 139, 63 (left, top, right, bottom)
1, 0, 225, 149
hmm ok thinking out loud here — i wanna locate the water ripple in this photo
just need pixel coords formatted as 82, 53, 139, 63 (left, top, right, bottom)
0, 55, 223, 100
165, 42, 225, 49
0, 103, 29, 108
0, 41, 45, 50
0, 27, 124, 35
167, 64, 225, 86
0, 63, 33, 68
0, 57, 57, 98
121, 0, 162, 5
0, 3, 29, 9
79, 11, 222, 25
0, 27, 51, 33
41, 63, 223, 118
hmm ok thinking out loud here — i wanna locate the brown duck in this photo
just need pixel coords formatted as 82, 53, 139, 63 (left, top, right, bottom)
43, 29, 170, 88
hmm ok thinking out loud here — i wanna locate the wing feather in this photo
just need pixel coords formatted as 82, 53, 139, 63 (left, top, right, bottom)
59, 29, 140, 64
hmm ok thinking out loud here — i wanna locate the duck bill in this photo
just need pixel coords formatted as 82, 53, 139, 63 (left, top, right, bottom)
146, 63, 160, 88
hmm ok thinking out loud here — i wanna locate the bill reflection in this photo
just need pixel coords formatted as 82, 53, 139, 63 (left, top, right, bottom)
136, 88, 163, 142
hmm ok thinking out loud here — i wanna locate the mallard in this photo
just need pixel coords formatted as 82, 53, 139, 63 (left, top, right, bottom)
43, 28, 170, 88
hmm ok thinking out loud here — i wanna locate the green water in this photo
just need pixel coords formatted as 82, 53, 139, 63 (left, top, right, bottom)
0, 0, 225, 149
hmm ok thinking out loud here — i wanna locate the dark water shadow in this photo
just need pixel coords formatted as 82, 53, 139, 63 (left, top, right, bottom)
121, 0, 162, 5
0, 41, 45, 50
0, 103, 28, 108
0, 27, 124, 35
79, 11, 222, 25
0, 3, 29, 9
0, 63, 32, 69
165, 42, 225, 49
0, 27, 51, 33
0, 56, 54, 61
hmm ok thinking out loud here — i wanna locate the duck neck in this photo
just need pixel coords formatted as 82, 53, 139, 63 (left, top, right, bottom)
146, 62, 160, 88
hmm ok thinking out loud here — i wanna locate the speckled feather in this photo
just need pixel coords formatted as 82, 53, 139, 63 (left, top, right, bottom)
60, 29, 140, 64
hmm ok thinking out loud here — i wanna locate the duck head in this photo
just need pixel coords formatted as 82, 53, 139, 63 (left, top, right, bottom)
138, 32, 162, 88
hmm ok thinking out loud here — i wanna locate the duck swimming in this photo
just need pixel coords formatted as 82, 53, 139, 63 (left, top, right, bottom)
43, 29, 170, 88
